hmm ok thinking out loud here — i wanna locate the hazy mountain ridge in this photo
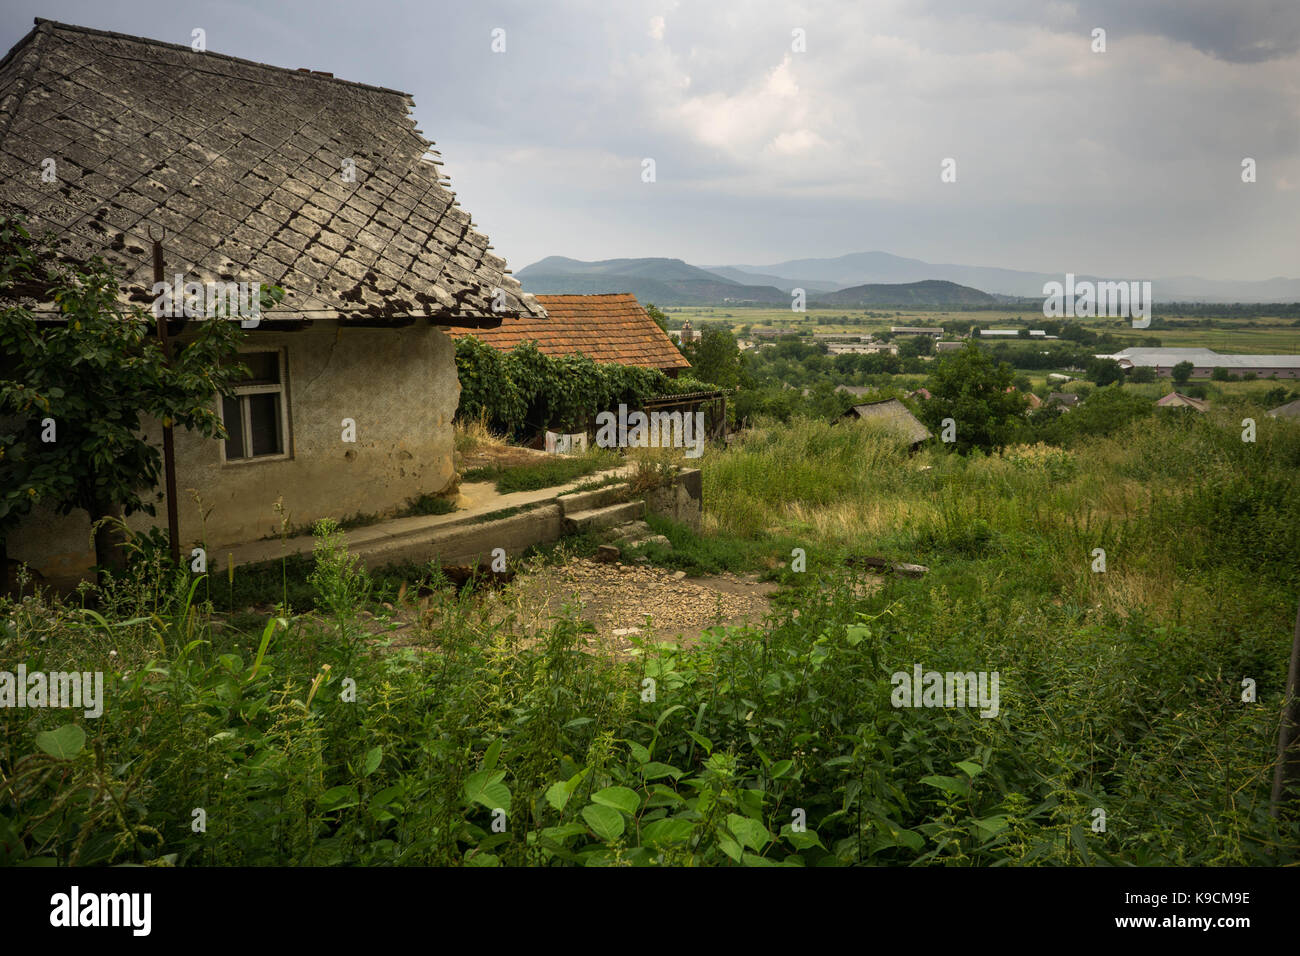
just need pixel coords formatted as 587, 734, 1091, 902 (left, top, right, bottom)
518, 254, 1300, 305
517, 257, 788, 304
715, 252, 1300, 303
814, 279, 997, 307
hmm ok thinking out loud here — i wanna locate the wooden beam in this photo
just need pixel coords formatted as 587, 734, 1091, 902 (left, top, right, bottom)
151, 235, 180, 567
1270, 599, 1300, 818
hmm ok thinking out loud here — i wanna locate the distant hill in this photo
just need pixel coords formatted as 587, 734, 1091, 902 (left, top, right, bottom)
517, 256, 788, 305
715, 252, 1300, 303
812, 279, 997, 307
701, 265, 840, 294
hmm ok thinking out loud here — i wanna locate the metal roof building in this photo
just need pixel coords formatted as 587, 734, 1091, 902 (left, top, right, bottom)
1095, 348, 1300, 379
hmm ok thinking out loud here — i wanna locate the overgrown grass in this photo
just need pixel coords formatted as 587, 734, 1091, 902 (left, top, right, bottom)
461, 447, 622, 493
2, 406, 1298, 866
557, 474, 628, 497
403, 493, 457, 517
454, 413, 506, 455
273, 491, 457, 539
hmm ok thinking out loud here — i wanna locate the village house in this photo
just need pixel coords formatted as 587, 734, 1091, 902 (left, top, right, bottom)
837, 398, 931, 450
0, 20, 544, 584
812, 332, 873, 343
440, 294, 738, 446
668, 319, 701, 345
828, 341, 897, 355
1004, 386, 1041, 408
1046, 393, 1081, 410
447, 293, 690, 375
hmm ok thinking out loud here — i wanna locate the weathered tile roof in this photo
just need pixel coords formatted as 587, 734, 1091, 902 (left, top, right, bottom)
0, 19, 544, 325
1155, 391, 1208, 411
446, 293, 691, 371
839, 398, 931, 445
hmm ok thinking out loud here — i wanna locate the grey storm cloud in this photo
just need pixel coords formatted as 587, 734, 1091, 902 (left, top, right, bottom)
0, 0, 1296, 279
929, 0, 1300, 63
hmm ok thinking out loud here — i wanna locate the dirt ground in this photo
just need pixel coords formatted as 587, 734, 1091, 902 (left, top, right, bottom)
367, 556, 781, 658
456, 442, 551, 473
505, 558, 780, 654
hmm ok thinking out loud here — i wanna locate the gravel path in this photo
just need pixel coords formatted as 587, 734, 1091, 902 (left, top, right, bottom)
509, 558, 778, 654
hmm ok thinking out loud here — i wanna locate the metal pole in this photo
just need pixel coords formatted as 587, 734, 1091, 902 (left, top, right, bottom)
1270, 599, 1300, 817
151, 233, 181, 567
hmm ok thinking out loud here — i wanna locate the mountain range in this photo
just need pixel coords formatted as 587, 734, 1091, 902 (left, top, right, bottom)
516, 256, 787, 305
516, 253, 1300, 304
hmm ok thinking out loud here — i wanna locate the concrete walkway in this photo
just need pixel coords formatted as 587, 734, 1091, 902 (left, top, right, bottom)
226, 463, 638, 569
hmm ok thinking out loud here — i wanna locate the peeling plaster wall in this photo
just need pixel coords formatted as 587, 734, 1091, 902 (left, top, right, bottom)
8, 321, 461, 584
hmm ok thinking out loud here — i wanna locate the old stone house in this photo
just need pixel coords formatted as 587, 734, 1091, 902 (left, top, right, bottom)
0, 20, 543, 585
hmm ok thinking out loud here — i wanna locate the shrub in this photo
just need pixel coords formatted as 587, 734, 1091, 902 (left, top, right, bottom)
454, 337, 707, 440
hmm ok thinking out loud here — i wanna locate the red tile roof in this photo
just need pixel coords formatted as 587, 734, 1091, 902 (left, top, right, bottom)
446, 294, 690, 372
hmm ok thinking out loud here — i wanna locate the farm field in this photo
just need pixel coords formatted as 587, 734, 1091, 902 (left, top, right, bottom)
667, 306, 1027, 333
667, 306, 1300, 354
1101, 324, 1300, 353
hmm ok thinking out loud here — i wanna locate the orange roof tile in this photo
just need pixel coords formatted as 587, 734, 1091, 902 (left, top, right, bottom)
445, 293, 690, 371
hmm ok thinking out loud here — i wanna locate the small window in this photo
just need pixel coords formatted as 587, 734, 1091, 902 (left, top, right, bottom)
221, 350, 290, 462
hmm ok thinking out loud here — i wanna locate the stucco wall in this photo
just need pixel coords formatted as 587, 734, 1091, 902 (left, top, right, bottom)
8, 321, 461, 584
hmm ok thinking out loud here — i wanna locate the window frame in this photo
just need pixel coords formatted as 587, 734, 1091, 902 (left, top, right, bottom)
218, 347, 292, 465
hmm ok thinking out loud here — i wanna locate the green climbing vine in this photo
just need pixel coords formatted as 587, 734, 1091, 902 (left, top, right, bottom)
454, 337, 705, 440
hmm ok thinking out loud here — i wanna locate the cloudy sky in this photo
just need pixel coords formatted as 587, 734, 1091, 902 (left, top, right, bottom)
3, 1, 1298, 280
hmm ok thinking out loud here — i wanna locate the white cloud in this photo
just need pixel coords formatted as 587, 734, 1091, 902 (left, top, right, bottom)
766, 129, 827, 156
376, 0, 1300, 275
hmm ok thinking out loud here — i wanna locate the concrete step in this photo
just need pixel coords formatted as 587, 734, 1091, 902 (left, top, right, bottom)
558, 482, 630, 516
563, 500, 645, 534
347, 503, 565, 570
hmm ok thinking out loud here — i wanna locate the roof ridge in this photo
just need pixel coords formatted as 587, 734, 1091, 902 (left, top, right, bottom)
0, 20, 52, 142
29, 18, 413, 98
0, 24, 544, 323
